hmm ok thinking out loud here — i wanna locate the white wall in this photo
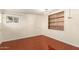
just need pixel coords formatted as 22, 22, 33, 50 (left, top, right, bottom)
0, 14, 3, 43
0, 13, 42, 42
64, 9, 79, 47
41, 9, 79, 47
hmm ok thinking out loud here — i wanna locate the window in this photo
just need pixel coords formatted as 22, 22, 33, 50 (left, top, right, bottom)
48, 11, 64, 31
6, 16, 19, 23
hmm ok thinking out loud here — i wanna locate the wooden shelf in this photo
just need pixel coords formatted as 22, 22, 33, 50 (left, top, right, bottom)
49, 26, 64, 31
48, 11, 64, 31
49, 21, 64, 23
49, 16, 64, 19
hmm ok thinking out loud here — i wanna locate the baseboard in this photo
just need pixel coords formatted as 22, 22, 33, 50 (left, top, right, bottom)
0, 42, 2, 44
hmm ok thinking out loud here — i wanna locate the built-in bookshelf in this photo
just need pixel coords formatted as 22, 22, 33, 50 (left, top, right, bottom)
48, 11, 64, 31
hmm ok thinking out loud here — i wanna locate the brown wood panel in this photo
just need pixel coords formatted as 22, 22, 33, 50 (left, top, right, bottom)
48, 11, 64, 31
0, 35, 79, 50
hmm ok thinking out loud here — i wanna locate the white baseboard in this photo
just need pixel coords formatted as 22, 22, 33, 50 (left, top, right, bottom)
0, 42, 2, 44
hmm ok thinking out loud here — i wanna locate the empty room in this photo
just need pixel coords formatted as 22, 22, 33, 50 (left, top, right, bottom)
0, 9, 79, 50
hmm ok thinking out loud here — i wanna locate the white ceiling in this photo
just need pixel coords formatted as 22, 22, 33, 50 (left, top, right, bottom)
0, 9, 59, 15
